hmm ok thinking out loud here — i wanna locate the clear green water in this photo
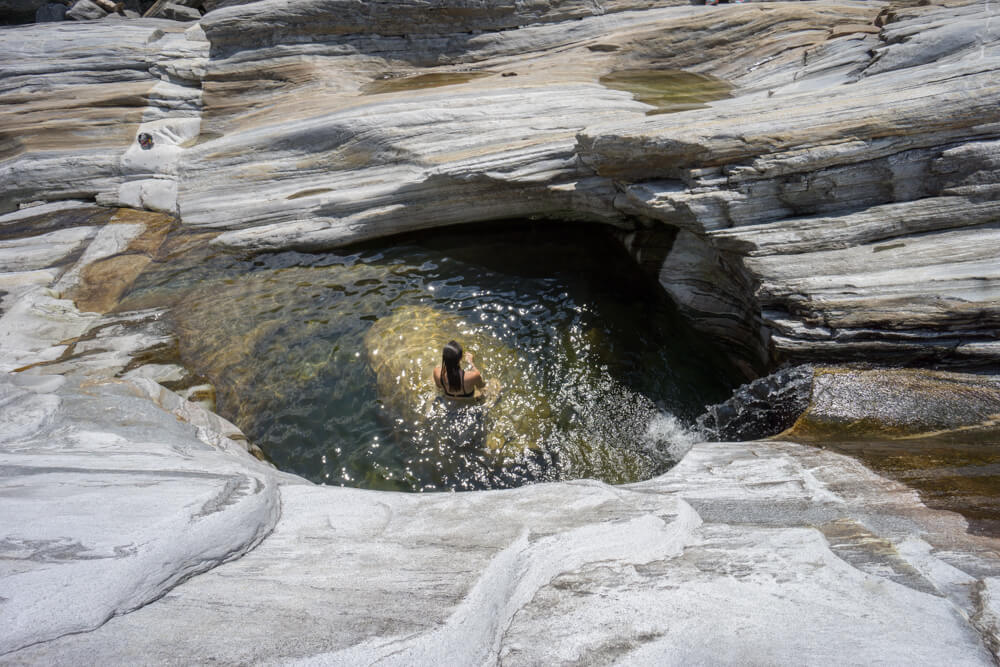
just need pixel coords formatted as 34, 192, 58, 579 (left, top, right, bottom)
599, 69, 734, 115
362, 72, 492, 95
118, 222, 738, 491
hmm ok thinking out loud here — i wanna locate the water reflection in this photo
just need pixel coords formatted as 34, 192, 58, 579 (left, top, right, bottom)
118, 222, 737, 491
362, 71, 493, 95
599, 69, 733, 115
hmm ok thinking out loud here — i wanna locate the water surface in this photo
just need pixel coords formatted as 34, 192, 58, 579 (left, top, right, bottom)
118, 222, 738, 491
793, 429, 1000, 537
600, 69, 733, 115
362, 72, 492, 95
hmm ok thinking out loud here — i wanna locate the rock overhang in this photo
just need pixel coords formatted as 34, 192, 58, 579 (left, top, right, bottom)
3, 0, 1000, 661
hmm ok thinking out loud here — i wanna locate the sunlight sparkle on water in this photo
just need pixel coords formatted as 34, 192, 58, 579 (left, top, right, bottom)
119, 222, 738, 491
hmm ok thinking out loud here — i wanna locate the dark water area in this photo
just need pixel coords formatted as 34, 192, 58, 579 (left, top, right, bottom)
118, 222, 739, 491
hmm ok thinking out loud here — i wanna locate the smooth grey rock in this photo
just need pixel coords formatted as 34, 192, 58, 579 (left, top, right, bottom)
66, 0, 106, 19
4, 0, 998, 372
0, 22, 207, 215
0, 373, 280, 655
0, 2, 1000, 664
158, 1, 198, 20
201, 0, 688, 45
5, 426, 1000, 664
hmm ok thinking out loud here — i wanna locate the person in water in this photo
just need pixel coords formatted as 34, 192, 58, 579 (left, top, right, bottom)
434, 340, 485, 399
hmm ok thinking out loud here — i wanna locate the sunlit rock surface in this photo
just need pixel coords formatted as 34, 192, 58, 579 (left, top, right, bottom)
3, 0, 1000, 663
580, 1, 1000, 370
0, 21, 207, 215
4, 374, 1000, 663
0, 372, 280, 656
3, 1, 997, 371
789, 367, 1000, 440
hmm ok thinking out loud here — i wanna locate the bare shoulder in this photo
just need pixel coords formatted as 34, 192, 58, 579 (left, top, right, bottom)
433, 366, 442, 386
465, 369, 484, 389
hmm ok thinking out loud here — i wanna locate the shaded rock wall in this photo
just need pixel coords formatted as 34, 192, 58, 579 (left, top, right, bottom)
582, 1, 1000, 371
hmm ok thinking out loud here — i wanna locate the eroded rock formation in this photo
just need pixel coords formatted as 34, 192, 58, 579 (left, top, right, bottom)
2, 0, 1000, 663
4, 0, 996, 375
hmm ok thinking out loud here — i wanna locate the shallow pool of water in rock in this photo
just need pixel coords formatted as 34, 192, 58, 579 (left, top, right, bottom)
118, 223, 738, 491
599, 69, 733, 115
792, 430, 1000, 537
362, 71, 492, 95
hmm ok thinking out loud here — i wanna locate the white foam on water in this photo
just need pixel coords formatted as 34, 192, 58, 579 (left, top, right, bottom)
641, 411, 704, 463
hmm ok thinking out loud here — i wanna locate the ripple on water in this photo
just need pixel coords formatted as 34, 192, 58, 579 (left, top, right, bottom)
117, 222, 739, 491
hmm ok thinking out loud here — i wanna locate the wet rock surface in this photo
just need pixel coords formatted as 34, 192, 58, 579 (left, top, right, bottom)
698, 364, 815, 441
779, 367, 1000, 537
791, 368, 1000, 440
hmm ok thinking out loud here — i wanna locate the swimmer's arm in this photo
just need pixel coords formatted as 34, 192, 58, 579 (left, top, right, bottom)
464, 353, 486, 389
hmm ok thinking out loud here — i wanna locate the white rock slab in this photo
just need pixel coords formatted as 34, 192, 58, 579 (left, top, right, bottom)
5, 430, 1000, 665
0, 373, 280, 656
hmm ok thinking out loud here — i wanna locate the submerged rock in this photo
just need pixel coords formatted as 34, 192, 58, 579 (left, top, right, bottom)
363, 304, 553, 457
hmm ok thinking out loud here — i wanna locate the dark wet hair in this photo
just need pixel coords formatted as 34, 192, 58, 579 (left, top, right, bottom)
442, 340, 463, 393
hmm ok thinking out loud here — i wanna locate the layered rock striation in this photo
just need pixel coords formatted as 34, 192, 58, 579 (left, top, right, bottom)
6, 0, 995, 373
585, 1, 1000, 371
2, 0, 1000, 663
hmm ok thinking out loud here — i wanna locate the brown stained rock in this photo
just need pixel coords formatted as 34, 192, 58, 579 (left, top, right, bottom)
72, 254, 153, 314
108, 207, 175, 254
785, 367, 1000, 440
0, 82, 150, 161
69, 209, 174, 314
610, 3, 880, 80
779, 366, 1000, 536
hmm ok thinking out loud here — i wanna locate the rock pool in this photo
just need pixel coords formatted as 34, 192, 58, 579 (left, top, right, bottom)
117, 222, 739, 491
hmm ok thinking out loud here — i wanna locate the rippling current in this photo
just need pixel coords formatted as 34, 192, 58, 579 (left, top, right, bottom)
118, 222, 739, 491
